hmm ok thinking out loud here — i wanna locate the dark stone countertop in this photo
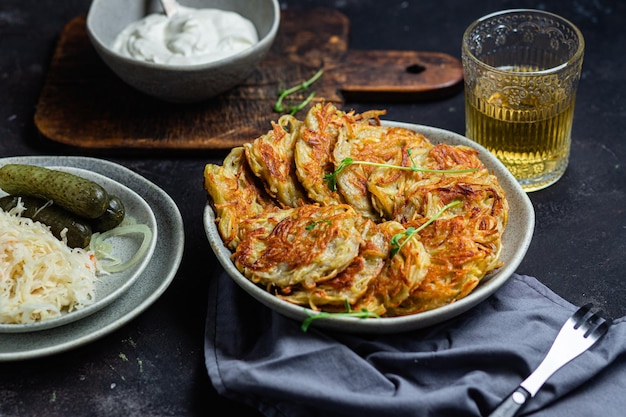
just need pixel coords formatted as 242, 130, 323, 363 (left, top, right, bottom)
1, 0, 625, 415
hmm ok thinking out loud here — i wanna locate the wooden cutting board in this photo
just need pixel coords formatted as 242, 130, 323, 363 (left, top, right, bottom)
34, 8, 463, 151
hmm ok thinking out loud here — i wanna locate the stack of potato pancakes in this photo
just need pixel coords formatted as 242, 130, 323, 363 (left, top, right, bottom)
204, 102, 508, 317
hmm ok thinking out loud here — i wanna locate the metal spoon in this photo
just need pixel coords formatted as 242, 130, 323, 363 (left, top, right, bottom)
160, 0, 179, 17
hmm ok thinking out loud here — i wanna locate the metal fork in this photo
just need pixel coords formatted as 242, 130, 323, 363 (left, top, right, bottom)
488, 303, 611, 417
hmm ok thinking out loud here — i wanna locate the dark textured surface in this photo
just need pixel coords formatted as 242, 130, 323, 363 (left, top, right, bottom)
1, 0, 625, 416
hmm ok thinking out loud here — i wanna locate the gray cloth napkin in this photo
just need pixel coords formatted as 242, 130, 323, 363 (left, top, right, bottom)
205, 272, 626, 417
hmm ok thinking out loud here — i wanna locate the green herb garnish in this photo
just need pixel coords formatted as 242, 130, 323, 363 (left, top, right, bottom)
306, 219, 332, 230
301, 299, 380, 332
390, 200, 462, 257
274, 69, 324, 115
323, 150, 478, 191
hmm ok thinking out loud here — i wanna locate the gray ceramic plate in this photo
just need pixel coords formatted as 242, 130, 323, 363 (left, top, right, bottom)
0, 166, 158, 333
204, 122, 535, 333
0, 156, 183, 360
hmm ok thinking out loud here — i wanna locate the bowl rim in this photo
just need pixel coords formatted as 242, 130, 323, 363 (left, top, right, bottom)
86, 0, 281, 71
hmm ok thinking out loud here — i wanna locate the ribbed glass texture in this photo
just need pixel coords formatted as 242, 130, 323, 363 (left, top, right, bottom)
462, 9, 584, 192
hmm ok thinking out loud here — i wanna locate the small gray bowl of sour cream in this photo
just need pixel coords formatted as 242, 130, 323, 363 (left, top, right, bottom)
86, 0, 280, 103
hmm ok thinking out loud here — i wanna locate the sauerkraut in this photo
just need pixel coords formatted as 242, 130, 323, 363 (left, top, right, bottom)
0, 204, 99, 324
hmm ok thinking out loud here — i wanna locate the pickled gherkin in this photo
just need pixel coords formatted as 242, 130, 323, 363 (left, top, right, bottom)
0, 164, 109, 219
0, 195, 92, 248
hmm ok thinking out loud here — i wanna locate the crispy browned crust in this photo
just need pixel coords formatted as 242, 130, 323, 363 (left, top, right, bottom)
334, 123, 431, 220
244, 114, 310, 208
234, 204, 362, 289
203, 147, 278, 250
278, 217, 389, 312
204, 102, 509, 317
293, 102, 386, 207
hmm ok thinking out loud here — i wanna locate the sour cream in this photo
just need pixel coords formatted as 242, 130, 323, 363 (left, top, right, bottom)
112, 6, 258, 65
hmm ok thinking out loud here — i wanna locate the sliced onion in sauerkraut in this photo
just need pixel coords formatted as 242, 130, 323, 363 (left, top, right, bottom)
90, 222, 153, 274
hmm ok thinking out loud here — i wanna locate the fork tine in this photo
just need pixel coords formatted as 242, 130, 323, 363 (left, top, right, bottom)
574, 304, 611, 338
588, 315, 611, 339
572, 303, 593, 330
582, 315, 601, 337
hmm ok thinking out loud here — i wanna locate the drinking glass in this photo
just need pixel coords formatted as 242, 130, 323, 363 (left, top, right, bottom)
462, 9, 584, 192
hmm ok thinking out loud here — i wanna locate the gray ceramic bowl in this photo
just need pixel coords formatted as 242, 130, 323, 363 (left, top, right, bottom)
86, 0, 280, 103
204, 122, 535, 334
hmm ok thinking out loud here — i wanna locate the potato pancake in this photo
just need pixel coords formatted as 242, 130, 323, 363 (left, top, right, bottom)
234, 204, 362, 289
368, 143, 507, 223
204, 103, 509, 318
244, 114, 310, 208
278, 217, 389, 313
203, 147, 278, 250
371, 220, 431, 311
293, 102, 347, 206
386, 206, 505, 316
293, 102, 386, 206
333, 123, 431, 221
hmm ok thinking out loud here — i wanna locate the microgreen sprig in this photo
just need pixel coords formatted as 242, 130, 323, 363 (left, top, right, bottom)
301, 300, 380, 332
306, 219, 332, 230
323, 150, 478, 191
390, 200, 462, 257
274, 69, 324, 116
